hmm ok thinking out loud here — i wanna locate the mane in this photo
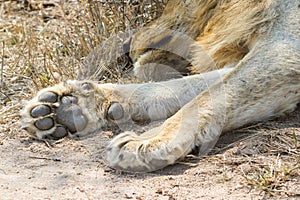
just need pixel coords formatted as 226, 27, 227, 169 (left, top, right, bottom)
192, 0, 278, 72
131, 0, 278, 74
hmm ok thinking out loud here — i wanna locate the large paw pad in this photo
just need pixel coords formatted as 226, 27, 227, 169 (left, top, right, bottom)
21, 82, 94, 139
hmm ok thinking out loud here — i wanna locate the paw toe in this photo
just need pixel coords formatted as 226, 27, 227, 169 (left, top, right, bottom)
34, 117, 54, 130
51, 126, 68, 138
30, 105, 51, 118
38, 91, 58, 103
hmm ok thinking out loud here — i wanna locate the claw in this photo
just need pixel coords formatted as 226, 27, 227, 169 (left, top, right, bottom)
21, 125, 29, 131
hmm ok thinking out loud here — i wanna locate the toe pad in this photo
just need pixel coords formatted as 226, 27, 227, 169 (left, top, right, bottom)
31, 105, 51, 118
38, 92, 58, 103
34, 118, 54, 130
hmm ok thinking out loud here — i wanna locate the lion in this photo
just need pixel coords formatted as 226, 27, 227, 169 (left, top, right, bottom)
21, 0, 300, 172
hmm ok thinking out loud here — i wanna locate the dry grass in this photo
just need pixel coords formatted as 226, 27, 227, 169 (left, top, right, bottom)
212, 119, 300, 197
242, 129, 300, 196
0, 0, 166, 124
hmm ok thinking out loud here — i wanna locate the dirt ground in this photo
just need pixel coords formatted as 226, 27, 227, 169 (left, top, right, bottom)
0, 1, 299, 200
0, 106, 300, 199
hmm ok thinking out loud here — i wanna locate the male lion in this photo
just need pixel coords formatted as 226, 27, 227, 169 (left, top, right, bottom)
21, 0, 300, 172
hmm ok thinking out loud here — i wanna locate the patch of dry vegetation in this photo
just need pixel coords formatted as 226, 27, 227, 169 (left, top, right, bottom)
242, 129, 300, 196
211, 119, 300, 197
0, 0, 166, 124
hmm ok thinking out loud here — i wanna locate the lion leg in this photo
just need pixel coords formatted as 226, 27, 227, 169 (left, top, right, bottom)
107, 34, 300, 172
112, 68, 232, 123
21, 68, 231, 139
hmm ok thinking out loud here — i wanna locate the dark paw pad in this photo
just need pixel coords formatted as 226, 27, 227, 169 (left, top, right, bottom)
56, 96, 88, 133
51, 126, 68, 138
29, 92, 89, 139
34, 118, 54, 130
107, 102, 124, 121
31, 105, 51, 118
38, 92, 58, 103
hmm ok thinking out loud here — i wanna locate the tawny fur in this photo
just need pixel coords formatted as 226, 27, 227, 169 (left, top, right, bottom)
130, 0, 277, 78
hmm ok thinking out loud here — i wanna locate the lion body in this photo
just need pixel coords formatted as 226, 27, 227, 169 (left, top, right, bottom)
21, 0, 300, 172
130, 0, 278, 80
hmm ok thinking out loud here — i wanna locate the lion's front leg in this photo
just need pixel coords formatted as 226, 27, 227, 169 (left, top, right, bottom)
21, 68, 230, 139
107, 93, 223, 172
106, 119, 196, 172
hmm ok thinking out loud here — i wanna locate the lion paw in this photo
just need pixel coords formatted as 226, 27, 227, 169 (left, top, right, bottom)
107, 131, 176, 172
21, 81, 101, 139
